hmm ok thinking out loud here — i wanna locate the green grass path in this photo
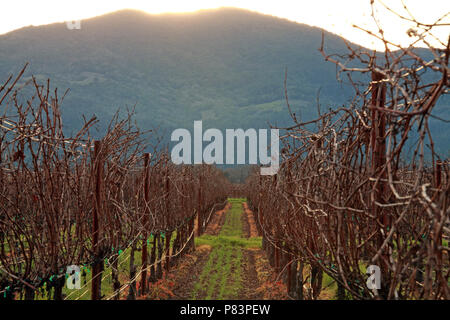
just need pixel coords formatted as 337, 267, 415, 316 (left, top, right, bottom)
192, 198, 262, 300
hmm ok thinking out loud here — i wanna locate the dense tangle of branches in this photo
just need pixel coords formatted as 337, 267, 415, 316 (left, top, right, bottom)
0, 65, 230, 300
245, 1, 449, 300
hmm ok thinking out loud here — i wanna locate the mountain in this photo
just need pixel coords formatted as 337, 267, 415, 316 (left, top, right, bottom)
0, 9, 354, 129
0, 8, 447, 154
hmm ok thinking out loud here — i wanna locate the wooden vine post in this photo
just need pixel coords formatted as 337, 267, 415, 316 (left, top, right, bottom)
370, 70, 390, 296
140, 153, 151, 295
165, 164, 172, 274
197, 168, 203, 236
91, 140, 103, 300
433, 161, 443, 285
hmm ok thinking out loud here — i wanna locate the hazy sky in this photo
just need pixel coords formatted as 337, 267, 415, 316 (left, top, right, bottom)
0, 0, 448, 50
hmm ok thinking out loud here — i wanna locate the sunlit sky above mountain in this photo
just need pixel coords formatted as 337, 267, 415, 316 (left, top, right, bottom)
0, 0, 448, 51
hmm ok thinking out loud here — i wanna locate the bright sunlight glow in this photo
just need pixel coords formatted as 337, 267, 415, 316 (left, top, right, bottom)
0, 0, 448, 51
